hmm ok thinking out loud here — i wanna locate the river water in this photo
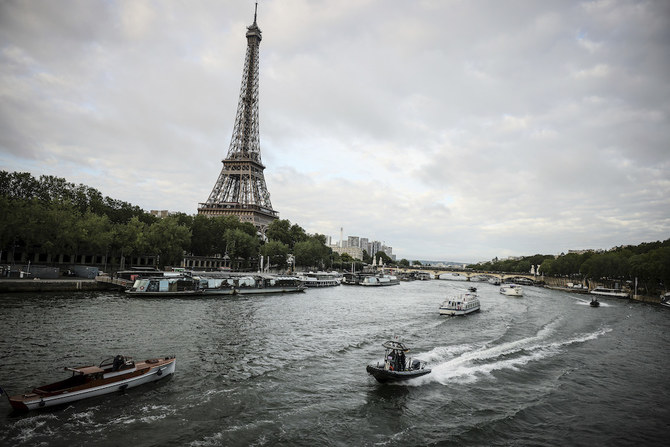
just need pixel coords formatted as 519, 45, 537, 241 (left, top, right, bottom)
0, 280, 668, 446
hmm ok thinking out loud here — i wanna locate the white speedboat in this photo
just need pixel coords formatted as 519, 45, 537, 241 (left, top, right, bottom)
589, 287, 628, 298
439, 292, 481, 316
500, 284, 523, 296
5, 355, 175, 411
661, 293, 670, 308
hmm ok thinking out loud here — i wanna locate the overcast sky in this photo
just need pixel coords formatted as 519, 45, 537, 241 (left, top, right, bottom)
1, 0, 669, 263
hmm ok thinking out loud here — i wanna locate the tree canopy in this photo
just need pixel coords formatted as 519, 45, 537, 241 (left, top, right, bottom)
0, 171, 337, 272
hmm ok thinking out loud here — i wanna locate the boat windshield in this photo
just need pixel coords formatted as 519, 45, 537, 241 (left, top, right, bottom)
382, 340, 409, 352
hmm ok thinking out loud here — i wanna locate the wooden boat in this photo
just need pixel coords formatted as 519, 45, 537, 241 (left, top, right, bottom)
3, 355, 175, 411
366, 340, 431, 383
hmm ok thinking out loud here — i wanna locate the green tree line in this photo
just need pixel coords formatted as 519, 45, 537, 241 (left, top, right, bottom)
468, 241, 670, 295
0, 171, 339, 271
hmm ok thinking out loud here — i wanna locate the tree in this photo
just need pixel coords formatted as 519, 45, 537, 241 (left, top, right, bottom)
373, 251, 393, 265
294, 236, 330, 269
114, 216, 150, 267
225, 228, 260, 269
78, 211, 114, 255
266, 219, 292, 247
261, 240, 289, 270
144, 216, 192, 267
330, 251, 342, 269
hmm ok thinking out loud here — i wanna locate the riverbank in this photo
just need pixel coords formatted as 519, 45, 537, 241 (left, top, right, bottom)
0, 278, 116, 293
543, 284, 661, 303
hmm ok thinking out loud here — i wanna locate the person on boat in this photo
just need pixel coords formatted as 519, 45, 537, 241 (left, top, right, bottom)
399, 350, 406, 371
112, 355, 125, 371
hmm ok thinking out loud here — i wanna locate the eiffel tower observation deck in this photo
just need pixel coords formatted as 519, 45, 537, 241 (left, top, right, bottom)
198, 4, 278, 232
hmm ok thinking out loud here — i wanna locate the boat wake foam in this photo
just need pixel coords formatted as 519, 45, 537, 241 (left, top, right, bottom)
575, 297, 613, 307
408, 325, 612, 386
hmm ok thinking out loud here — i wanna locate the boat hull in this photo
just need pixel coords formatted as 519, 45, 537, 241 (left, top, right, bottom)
303, 280, 340, 287
589, 289, 628, 298
235, 286, 305, 295
366, 365, 431, 383
126, 290, 203, 297
439, 306, 480, 316
9, 357, 176, 411
500, 286, 523, 296
439, 293, 480, 316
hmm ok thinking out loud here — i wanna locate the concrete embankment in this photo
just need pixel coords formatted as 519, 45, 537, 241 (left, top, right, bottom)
0, 278, 122, 293
631, 294, 662, 304
543, 277, 661, 304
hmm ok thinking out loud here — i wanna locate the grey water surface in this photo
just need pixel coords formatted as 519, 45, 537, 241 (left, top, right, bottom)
1, 280, 668, 446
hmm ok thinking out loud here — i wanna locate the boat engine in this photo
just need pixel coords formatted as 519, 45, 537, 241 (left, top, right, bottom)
411, 359, 421, 370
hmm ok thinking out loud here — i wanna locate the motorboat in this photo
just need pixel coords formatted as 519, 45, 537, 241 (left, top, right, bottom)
359, 275, 400, 286
416, 272, 431, 281
590, 297, 600, 307
661, 293, 670, 309
298, 271, 342, 287
343, 273, 399, 286
440, 292, 481, 316
468, 286, 477, 293
126, 275, 202, 296
126, 274, 304, 296
589, 287, 628, 298
4, 355, 175, 411
500, 284, 523, 296
366, 340, 431, 383
233, 275, 305, 294
198, 276, 236, 295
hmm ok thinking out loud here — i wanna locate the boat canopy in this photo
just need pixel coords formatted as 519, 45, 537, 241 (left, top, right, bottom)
382, 340, 410, 352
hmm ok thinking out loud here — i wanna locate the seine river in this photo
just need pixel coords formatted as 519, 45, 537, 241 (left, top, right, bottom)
0, 280, 668, 446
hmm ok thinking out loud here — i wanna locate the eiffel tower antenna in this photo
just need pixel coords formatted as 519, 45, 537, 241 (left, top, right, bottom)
198, 3, 278, 232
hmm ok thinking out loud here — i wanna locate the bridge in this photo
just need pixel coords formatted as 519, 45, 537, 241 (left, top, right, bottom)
396, 267, 542, 283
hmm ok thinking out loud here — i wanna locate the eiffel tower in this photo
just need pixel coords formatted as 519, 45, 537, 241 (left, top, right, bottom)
198, 4, 278, 232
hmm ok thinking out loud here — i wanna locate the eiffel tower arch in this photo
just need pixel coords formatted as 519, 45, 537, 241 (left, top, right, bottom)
198, 4, 278, 233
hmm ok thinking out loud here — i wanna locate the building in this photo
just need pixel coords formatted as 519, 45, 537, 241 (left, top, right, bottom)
328, 231, 393, 262
331, 246, 364, 260
150, 210, 171, 218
